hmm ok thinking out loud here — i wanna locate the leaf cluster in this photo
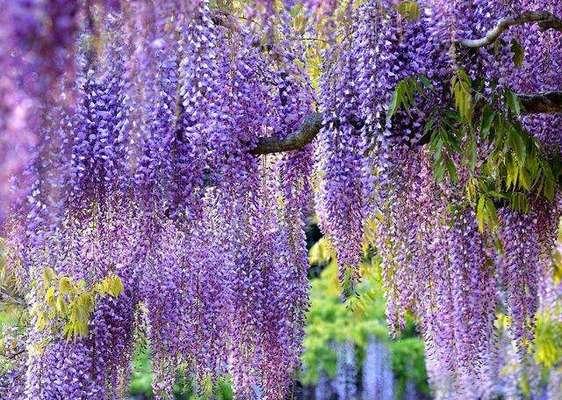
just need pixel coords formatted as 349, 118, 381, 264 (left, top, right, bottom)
390, 69, 560, 233
534, 307, 562, 369
31, 267, 124, 341
387, 75, 432, 120
535, 224, 562, 369
0, 239, 27, 310
470, 94, 558, 230
129, 344, 235, 400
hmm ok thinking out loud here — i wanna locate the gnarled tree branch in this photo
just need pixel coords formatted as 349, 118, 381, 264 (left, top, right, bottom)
252, 92, 562, 155
459, 11, 562, 48
251, 112, 323, 155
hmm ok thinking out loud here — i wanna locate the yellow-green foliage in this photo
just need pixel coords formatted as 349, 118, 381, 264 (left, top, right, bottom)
451, 69, 473, 123
31, 267, 124, 340
534, 308, 562, 369
308, 237, 337, 267
533, 220, 562, 370
0, 239, 26, 310
303, 239, 386, 383
534, 222, 562, 369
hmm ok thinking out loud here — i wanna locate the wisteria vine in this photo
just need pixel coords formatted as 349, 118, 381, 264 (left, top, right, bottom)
0, 1, 561, 400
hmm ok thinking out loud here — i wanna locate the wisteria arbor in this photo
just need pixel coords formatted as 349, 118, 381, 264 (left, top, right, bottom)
0, 0, 561, 399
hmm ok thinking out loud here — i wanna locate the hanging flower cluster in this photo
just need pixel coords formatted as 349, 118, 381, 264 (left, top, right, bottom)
3, 2, 314, 399
317, 0, 561, 398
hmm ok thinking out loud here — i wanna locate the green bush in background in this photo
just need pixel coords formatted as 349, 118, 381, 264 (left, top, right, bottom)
128, 344, 234, 400
301, 238, 430, 398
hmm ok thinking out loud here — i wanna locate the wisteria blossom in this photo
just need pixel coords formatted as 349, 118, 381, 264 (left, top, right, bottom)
0, 0, 560, 399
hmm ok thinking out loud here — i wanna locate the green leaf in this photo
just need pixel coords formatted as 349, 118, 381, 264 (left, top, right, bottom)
56, 295, 66, 314
465, 178, 478, 203
476, 196, 487, 232
433, 159, 446, 182
451, 69, 473, 122
388, 89, 400, 119
445, 128, 462, 152
539, 160, 556, 200
418, 75, 432, 88
432, 136, 444, 160
44, 287, 56, 308
35, 311, 49, 331
466, 134, 478, 171
445, 159, 458, 183
95, 274, 124, 298
388, 77, 419, 119
59, 277, 74, 295
511, 39, 525, 67
509, 192, 529, 213
486, 197, 499, 230
476, 195, 498, 232
63, 322, 77, 340
507, 124, 526, 164
424, 116, 435, 136
492, 114, 507, 146
505, 90, 522, 115
42, 267, 56, 285
505, 158, 519, 189
518, 167, 531, 191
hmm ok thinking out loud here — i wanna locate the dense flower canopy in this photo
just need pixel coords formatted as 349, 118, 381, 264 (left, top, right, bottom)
0, 0, 561, 399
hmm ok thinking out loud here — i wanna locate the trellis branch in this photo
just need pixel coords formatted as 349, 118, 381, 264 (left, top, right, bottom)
459, 11, 562, 48
252, 92, 562, 155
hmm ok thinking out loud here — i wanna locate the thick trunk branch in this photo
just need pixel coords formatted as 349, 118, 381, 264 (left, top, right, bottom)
252, 92, 562, 155
459, 11, 562, 48
251, 112, 323, 155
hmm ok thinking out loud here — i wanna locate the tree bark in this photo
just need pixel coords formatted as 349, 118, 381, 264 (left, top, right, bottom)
251, 112, 323, 155
519, 91, 562, 114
